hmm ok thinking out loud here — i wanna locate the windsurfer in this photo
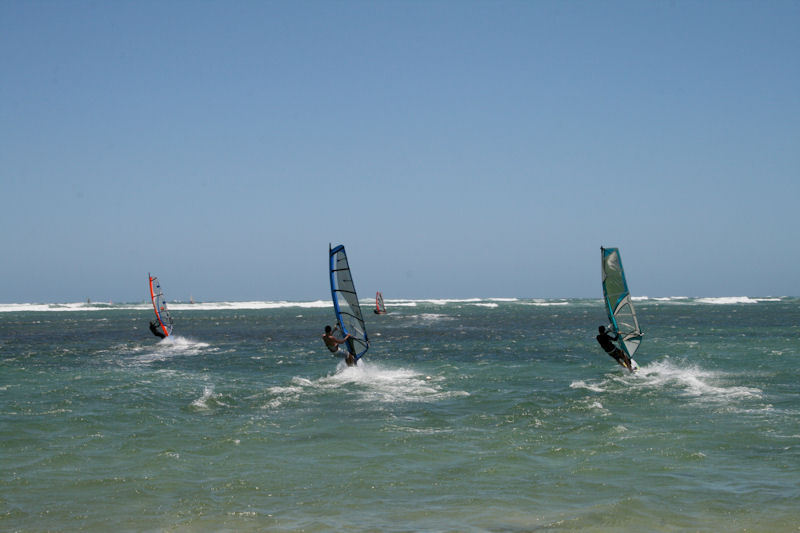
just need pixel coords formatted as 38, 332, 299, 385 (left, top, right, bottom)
323, 325, 355, 366
149, 320, 166, 339
596, 325, 632, 371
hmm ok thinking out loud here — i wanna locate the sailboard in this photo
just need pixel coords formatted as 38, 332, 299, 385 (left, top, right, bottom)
329, 244, 369, 361
148, 273, 174, 338
374, 291, 387, 315
601, 247, 642, 370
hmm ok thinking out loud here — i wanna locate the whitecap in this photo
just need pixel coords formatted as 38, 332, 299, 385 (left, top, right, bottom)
168, 300, 331, 311
695, 296, 759, 305
570, 380, 606, 393
129, 336, 215, 365
519, 299, 570, 306
636, 360, 762, 402
265, 362, 467, 409
190, 385, 228, 410
404, 313, 455, 323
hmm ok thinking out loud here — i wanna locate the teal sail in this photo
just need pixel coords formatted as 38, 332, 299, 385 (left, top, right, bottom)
329, 244, 369, 360
601, 247, 642, 358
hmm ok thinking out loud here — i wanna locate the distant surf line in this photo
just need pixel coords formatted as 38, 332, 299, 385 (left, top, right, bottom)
0, 296, 791, 313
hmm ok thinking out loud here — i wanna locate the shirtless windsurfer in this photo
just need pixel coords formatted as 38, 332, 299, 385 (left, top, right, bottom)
323, 325, 355, 366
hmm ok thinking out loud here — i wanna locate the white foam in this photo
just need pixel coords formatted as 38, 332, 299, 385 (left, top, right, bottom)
636, 359, 762, 402
265, 363, 467, 409
380, 297, 515, 307
405, 313, 455, 323
130, 336, 214, 365
167, 300, 331, 311
570, 380, 606, 393
382, 300, 418, 307
0, 302, 146, 312
191, 385, 223, 410
415, 298, 483, 305
695, 296, 759, 305
523, 300, 570, 307
328, 362, 466, 404
0, 300, 332, 313
1, 296, 786, 313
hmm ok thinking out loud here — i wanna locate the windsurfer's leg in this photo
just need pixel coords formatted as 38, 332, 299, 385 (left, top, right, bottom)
609, 349, 627, 368
616, 349, 632, 370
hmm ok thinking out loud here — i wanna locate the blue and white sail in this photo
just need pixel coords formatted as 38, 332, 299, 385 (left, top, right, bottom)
601, 247, 642, 358
329, 244, 369, 360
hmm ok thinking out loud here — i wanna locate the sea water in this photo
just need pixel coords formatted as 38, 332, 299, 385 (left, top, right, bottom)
1, 297, 798, 531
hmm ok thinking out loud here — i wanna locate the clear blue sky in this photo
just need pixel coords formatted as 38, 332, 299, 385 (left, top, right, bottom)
2, 1, 798, 302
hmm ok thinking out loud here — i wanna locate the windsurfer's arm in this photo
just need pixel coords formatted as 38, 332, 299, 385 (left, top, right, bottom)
330, 334, 349, 345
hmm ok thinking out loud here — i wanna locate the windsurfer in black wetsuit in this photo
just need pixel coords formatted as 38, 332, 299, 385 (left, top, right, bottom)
596, 325, 632, 371
149, 320, 166, 339
322, 325, 355, 366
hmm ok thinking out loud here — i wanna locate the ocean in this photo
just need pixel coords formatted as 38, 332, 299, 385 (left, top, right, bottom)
1, 297, 798, 532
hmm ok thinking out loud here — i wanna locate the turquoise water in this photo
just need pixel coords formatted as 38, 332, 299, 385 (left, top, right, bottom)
2, 297, 799, 531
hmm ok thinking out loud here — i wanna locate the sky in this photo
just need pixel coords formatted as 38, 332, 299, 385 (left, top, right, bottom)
1, 1, 798, 303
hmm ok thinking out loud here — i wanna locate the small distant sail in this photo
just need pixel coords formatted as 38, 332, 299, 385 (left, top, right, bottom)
329, 244, 369, 360
601, 247, 642, 358
374, 291, 387, 314
148, 273, 174, 338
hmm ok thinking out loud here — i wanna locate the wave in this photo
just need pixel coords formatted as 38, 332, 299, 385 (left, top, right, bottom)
167, 300, 332, 311
387, 298, 485, 306
572, 359, 763, 406
402, 313, 456, 324
1, 296, 791, 313
127, 336, 215, 365
632, 296, 788, 305
570, 380, 607, 393
632, 296, 690, 302
635, 359, 762, 402
694, 296, 761, 305
521, 300, 571, 307
265, 362, 467, 409
0, 300, 333, 313
0, 302, 146, 313
190, 385, 229, 410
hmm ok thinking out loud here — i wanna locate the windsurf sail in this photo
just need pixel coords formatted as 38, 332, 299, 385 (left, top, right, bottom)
374, 291, 386, 314
601, 247, 642, 358
148, 273, 174, 338
329, 244, 369, 360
